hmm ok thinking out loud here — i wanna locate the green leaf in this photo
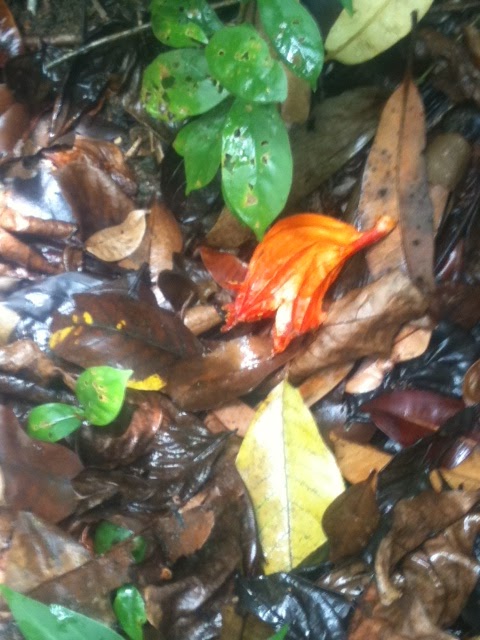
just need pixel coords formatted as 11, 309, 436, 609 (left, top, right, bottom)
257, 0, 324, 88
94, 521, 147, 564
236, 381, 345, 574
174, 100, 231, 193
27, 403, 84, 442
325, 0, 434, 64
339, 0, 354, 15
205, 25, 287, 103
268, 626, 290, 640
113, 585, 147, 640
221, 99, 292, 238
142, 50, 229, 122
150, 0, 222, 48
75, 366, 132, 427
0, 585, 124, 640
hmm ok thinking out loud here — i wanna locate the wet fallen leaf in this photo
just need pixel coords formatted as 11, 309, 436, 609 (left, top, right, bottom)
166, 335, 293, 412
463, 359, 480, 406
85, 209, 147, 262
0, 406, 82, 523
290, 269, 427, 382
330, 434, 392, 484
325, 0, 434, 65
50, 290, 202, 390
357, 77, 434, 291
154, 507, 215, 564
361, 390, 464, 446
323, 474, 380, 562
236, 380, 345, 574
148, 200, 183, 284
224, 213, 394, 353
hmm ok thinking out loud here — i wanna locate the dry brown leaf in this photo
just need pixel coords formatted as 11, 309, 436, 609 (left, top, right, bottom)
85, 208, 147, 262
357, 77, 434, 291
330, 434, 392, 484
148, 200, 183, 280
439, 448, 480, 490
204, 401, 256, 437
289, 269, 427, 383
299, 362, 354, 407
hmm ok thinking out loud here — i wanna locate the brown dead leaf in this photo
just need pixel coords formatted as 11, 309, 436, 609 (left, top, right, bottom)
323, 475, 380, 562
375, 490, 480, 605
463, 359, 480, 406
0, 226, 60, 274
5, 511, 134, 624
0, 406, 83, 523
148, 200, 183, 281
85, 209, 147, 262
439, 448, 480, 490
349, 492, 480, 640
0, 340, 62, 383
154, 507, 215, 564
299, 362, 354, 407
183, 304, 222, 336
329, 434, 392, 484
204, 401, 256, 437
357, 77, 434, 292
290, 269, 427, 383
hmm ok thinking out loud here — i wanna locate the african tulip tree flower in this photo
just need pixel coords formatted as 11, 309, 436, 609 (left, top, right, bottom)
223, 213, 396, 353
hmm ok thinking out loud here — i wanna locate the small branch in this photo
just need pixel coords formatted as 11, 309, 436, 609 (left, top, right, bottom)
44, 22, 151, 70
44, 0, 241, 72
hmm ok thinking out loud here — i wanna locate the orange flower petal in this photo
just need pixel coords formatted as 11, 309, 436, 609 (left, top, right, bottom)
223, 214, 395, 352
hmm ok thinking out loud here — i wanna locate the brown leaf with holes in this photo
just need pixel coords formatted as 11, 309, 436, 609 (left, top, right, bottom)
0, 406, 83, 523
357, 77, 434, 292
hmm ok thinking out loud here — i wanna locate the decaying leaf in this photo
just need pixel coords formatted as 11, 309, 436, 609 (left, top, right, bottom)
357, 77, 434, 292
0, 406, 82, 523
224, 213, 394, 353
290, 269, 427, 382
85, 209, 147, 262
236, 380, 344, 574
325, 0, 434, 65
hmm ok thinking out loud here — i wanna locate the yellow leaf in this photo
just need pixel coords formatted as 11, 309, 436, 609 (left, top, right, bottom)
325, 0, 434, 65
85, 209, 147, 262
236, 381, 345, 574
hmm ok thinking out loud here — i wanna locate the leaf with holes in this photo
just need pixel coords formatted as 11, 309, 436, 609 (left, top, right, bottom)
150, 0, 222, 48
174, 101, 231, 193
206, 25, 287, 103
75, 366, 132, 427
27, 403, 85, 443
236, 380, 345, 574
142, 49, 229, 122
221, 100, 292, 238
325, 0, 434, 64
258, 0, 323, 88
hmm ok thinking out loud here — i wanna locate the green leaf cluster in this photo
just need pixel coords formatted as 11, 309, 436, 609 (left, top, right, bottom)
27, 366, 132, 442
142, 0, 324, 237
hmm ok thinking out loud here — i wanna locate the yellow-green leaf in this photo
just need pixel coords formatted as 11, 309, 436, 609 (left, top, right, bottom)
325, 0, 434, 65
236, 381, 344, 574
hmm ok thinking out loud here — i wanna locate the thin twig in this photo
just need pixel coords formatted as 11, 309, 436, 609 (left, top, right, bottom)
44, 22, 151, 70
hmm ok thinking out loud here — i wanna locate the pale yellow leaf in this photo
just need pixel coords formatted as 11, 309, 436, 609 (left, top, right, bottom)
325, 0, 434, 65
85, 209, 147, 262
236, 381, 345, 574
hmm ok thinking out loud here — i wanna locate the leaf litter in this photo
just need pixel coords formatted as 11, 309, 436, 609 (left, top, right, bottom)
0, 3, 480, 640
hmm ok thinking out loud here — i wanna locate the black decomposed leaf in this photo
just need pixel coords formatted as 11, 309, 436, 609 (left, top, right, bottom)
236, 572, 353, 640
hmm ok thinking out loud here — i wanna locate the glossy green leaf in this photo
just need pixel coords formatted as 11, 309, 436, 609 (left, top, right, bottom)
206, 25, 287, 103
142, 50, 229, 122
94, 521, 147, 564
174, 100, 231, 193
75, 366, 132, 427
113, 585, 147, 640
27, 403, 84, 442
325, 0, 434, 64
221, 99, 292, 238
236, 381, 345, 574
257, 0, 323, 88
339, 0, 354, 15
268, 626, 290, 640
150, 0, 222, 48
0, 585, 124, 640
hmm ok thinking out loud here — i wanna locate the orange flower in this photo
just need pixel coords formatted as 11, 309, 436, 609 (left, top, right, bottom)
223, 214, 395, 353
